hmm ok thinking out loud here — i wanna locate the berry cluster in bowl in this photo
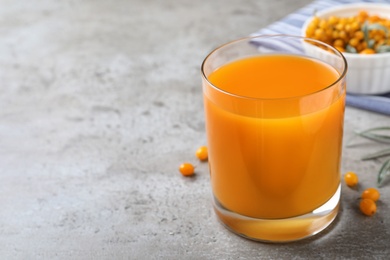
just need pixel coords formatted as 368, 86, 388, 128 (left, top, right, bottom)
302, 3, 390, 94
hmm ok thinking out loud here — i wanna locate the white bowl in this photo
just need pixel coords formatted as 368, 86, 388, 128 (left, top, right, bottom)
302, 3, 390, 94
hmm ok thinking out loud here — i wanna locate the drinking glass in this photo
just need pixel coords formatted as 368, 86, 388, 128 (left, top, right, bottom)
201, 35, 347, 242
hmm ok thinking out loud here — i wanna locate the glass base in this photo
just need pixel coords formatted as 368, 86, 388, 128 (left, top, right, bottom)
213, 185, 340, 243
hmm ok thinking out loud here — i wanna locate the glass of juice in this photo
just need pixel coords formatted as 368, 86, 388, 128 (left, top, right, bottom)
201, 35, 347, 242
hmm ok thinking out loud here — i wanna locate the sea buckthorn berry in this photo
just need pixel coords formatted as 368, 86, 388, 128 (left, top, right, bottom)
361, 188, 380, 202
334, 39, 344, 47
357, 41, 367, 52
350, 21, 360, 31
338, 30, 347, 40
340, 17, 348, 25
344, 172, 358, 187
354, 31, 364, 40
360, 48, 375, 54
335, 23, 344, 31
196, 146, 208, 161
374, 34, 383, 42
305, 10, 390, 54
359, 199, 377, 216
328, 16, 339, 25
306, 26, 315, 36
349, 38, 359, 47
335, 46, 345, 53
311, 16, 320, 26
314, 28, 324, 40
358, 10, 369, 20
369, 15, 380, 23
344, 24, 352, 33
179, 163, 195, 177
325, 28, 333, 37
319, 19, 327, 29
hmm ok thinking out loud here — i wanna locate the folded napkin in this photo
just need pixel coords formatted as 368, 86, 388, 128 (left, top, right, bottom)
251, 0, 390, 116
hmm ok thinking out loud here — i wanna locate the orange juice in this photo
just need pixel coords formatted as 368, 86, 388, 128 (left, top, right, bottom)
204, 54, 345, 219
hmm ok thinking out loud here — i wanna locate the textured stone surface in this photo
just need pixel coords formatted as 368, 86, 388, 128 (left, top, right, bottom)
0, 0, 389, 259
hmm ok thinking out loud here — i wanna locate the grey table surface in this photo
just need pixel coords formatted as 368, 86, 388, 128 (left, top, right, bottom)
1, 0, 390, 259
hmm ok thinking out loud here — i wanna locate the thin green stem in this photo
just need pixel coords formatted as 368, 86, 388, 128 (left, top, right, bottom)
361, 148, 390, 160
378, 158, 390, 187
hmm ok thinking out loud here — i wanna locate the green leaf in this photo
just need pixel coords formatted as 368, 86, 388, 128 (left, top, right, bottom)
362, 22, 369, 43
357, 127, 390, 133
376, 45, 390, 53
362, 147, 390, 160
362, 23, 389, 48
349, 127, 390, 187
378, 158, 390, 187
346, 44, 357, 53
357, 133, 390, 144
367, 39, 376, 49
345, 135, 359, 147
355, 127, 390, 144
367, 23, 389, 36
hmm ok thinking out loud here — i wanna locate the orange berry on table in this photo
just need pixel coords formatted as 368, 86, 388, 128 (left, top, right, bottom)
196, 146, 208, 161
361, 188, 380, 202
359, 199, 377, 216
344, 172, 358, 187
179, 163, 195, 176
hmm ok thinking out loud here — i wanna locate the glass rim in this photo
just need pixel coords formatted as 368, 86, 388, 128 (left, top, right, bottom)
201, 34, 348, 101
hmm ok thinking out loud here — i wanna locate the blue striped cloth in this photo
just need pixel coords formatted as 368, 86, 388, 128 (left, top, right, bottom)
252, 0, 390, 116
